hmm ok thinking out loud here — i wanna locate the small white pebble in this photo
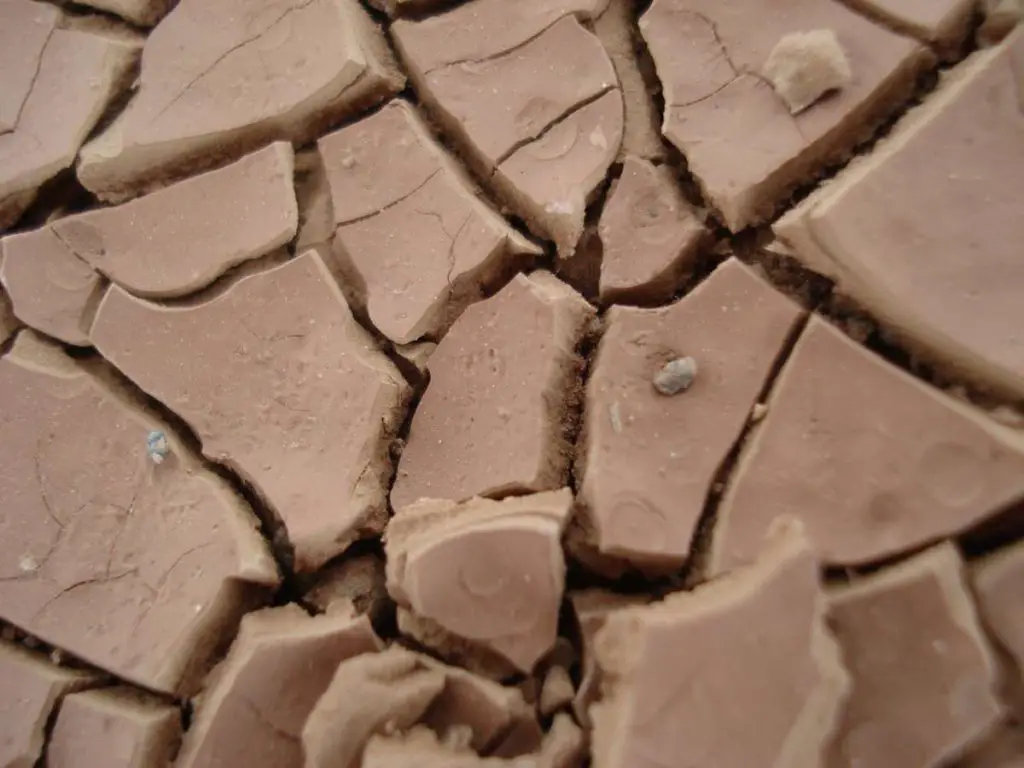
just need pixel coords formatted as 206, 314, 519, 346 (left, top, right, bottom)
653, 357, 698, 396
751, 403, 769, 423
609, 401, 623, 434
19, 555, 38, 574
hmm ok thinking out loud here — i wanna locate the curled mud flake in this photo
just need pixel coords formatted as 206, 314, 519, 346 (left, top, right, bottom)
653, 356, 698, 396
146, 430, 169, 465
763, 29, 852, 114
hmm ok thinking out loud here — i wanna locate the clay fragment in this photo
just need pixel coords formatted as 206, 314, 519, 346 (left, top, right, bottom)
845, 0, 975, 54
594, 0, 666, 161
386, 490, 573, 674
763, 30, 852, 115
979, 0, 1023, 44
640, 0, 930, 230
360, 713, 584, 768
827, 543, 1003, 767
0, 640, 102, 768
176, 604, 381, 768
48, 687, 182, 768
570, 590, 649, 727
590, 521, 848, 767
0, 331, 279, 694
77, 0, 404, 201
0, 9, 139, 230
49, 143, 298, 298
0, 287, 18, 344
392, 271, 593, 509
304, 553, 388, 619
0, 228, 106, 345
539, 665, 575, 717
319, 100, 540, 344
776, 35, 1024, 399
576, 258, 803, 574
393, 11, 623, 256
91, 251, 410, 572
711, 317, 1024, 574
303, 646, 447, 768
973, 540, 1024, 676
597, 156, 706, 304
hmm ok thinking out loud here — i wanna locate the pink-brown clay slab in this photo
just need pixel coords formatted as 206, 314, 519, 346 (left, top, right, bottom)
597, 156, 706, 304
90, 251, 410, 572
393, 11, 624, 255
0, 227, 106, 345
302, 646, 447, 768
0, 332, 278, 695
827, 543, 1003, 767
578, 258, 802, 572
973, 539, 1024, 678
594, 0, 666, 161
391, 271, 593, 509
319, 100, 539, 344
391, 0, 610, 74
0, 19, 139, 229
844, 0, 975, 52
48, 687, 182, 768
639, 0, 931, 230
49, 143, 298, 299
776, 34, 1024, 399
711, 317, 1024, 574
386, 490, 572, 674
590, 522, 849, 767
0, 0, 60, 135
77, 0, 404, 201
176, 604, 381, 768
0, 640, 102, 768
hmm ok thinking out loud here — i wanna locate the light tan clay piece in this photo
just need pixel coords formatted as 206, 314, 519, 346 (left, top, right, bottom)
776, 34, 1024, 399
0, 331, 278, 695
176, 604, 381, 768
303, 553, 387, 618
0, 4, 139, 230
973, 540, 1024, 676
959, 724, 1024, 768
47, 687, 182, 768
570, 590, 650, 727
319, 99, 540, 344
91, 251, 410, 572
0, 640, 102, 768
48, 143, 298, 298
594, 0, 666, 161
763, 30, 853, 115
0, 287, 18, 344
597, 156, 706, 304
979, 0, 1023, 45
590, 521, 849, 767
577, 258, 803, 573
0, 228, 106, 346
710, 317, 1024, 574
393, 9, 623, 255
360, 713, 584, 768
392, 271, 593, 509
827, 543, 1003, 767
77, 0, 404, 201
844, 0, 975, 54
639, 0, 931, 230
0, 0, 59, 135
386, 490, 573, 674
303, 648, 445, 768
